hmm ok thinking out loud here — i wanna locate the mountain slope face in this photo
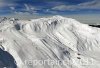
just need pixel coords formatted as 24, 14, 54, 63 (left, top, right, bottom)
0, 16, 100, 68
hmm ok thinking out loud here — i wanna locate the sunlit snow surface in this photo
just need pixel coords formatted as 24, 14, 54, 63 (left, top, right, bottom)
0, 16, 100, 68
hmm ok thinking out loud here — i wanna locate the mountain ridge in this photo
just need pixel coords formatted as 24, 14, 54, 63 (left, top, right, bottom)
0, 15, 100, 68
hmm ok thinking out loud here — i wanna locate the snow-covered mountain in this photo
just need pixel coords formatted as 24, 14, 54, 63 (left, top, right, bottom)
0, 15, 100, 68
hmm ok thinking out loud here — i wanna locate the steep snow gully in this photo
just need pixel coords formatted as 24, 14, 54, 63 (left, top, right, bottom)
0, 16, 100, 68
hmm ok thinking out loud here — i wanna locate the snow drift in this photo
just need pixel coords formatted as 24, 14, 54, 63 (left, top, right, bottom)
0, 15, 100, 68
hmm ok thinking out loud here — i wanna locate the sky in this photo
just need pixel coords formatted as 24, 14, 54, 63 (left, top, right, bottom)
0, 0, 100, 24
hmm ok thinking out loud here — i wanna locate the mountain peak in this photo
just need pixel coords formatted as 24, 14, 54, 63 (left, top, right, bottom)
52, 15, 64, 18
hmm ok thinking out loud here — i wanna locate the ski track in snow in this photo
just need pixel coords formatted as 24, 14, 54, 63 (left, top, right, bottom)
0, 15, 100, 68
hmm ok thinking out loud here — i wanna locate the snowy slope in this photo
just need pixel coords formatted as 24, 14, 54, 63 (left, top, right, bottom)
0, 15, 100, 68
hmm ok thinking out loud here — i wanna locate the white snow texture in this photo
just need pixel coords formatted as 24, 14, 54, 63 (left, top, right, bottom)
0, 15, 100, 68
